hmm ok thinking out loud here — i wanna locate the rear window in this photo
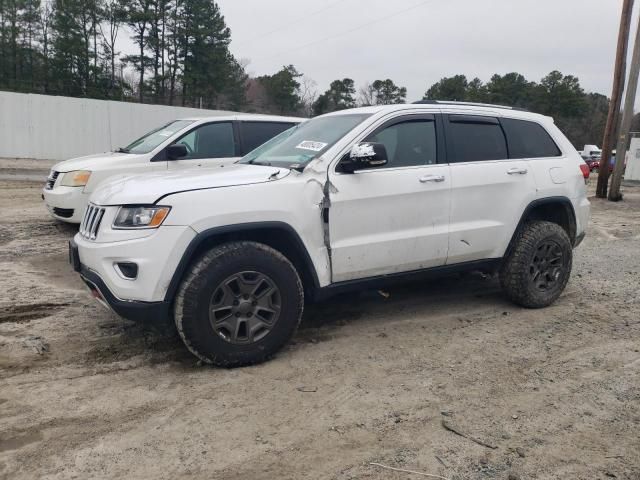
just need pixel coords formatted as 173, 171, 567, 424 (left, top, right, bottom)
500, 118, 562, 158
447, 116, 508, 162
241, 122, 296, 154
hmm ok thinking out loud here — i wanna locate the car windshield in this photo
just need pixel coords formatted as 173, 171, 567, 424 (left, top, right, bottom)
239, 113, 371, 168
120, 120, 195, 154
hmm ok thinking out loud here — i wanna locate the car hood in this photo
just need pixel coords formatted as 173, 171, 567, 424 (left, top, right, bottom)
90, 163, 291, 205
52, 152, 147, 172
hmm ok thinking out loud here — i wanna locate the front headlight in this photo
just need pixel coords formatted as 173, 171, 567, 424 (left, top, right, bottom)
60, 170, 91, 187
113, 206, 171, 229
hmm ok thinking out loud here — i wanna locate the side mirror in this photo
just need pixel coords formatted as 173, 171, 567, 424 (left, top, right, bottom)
167, 143, 188, 160
339, 142, 388, 173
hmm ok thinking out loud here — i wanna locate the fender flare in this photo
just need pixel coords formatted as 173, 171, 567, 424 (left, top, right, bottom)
163, 221, 321, 303
505, 196, 577, 257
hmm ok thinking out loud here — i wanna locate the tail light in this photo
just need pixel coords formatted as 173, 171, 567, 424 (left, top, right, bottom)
579, 163, 590, 182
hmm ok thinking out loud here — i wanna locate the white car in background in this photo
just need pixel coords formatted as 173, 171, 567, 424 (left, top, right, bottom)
42, 114, 302, 223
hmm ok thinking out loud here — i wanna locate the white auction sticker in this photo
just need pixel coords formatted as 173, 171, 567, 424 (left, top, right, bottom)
296, 140, 327, 152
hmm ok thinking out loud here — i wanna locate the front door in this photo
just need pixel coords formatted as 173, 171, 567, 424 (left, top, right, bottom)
167, 121, 240, 170
328, 115, 451, 282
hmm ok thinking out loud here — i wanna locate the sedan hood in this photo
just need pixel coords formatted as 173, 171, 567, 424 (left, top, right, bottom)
52, 152, 146, 172
90, 163, 290, 205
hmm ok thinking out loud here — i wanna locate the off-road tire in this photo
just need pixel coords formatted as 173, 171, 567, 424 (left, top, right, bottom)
500, 221, 572, 308
174, 241, 304, 367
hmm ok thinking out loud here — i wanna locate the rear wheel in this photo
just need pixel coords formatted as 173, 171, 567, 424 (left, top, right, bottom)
174, 241, 303, 367
500, 221, 572, 308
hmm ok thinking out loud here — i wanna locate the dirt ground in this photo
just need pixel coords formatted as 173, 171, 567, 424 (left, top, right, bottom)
0, 174, 639, 480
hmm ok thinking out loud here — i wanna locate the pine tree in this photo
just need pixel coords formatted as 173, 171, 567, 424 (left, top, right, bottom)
123, 0, 153, 102
20, 0, 42, 90
359, 79, 406, 105
258, 65, 303, 115
180, 0, 233, 107
313, 78, 355, 115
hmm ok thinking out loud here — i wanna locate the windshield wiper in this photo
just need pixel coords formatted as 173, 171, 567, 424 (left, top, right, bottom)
246, 159, 272, 166
116, 147, 130, 153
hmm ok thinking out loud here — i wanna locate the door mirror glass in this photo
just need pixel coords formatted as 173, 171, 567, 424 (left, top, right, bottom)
167, 143, 188, 160
339, 142, 388, 173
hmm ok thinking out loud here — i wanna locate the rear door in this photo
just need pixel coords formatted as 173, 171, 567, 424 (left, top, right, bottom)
499, 117, 566, 200
239, 121, 297, 155
167, 121, 240, 170
444, 113, 537, 264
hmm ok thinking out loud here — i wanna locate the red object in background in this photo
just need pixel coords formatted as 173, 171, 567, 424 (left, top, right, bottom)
585, 158, 600, 171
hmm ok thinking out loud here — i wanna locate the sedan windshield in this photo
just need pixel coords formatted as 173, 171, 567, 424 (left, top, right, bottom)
240, 113, 371, 168
121, 120, 195, 154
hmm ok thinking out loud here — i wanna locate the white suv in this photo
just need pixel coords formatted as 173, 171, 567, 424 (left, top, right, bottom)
70, 102, 591, 366
43, 115, 301, 223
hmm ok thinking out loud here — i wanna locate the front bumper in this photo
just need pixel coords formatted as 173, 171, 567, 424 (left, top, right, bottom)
42, 186, 89, 223
72, 224, 196, 303
70, 239, 170, 322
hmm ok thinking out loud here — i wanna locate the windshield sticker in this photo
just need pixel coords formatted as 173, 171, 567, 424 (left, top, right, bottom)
296, 140, 328, 152
157, 130, 174, 137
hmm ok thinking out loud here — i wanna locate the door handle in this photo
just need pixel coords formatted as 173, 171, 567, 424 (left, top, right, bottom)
507, 167, 528, 175
419, 174, 445, 183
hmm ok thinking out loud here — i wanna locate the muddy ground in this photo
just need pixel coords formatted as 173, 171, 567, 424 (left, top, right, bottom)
0, 172, 639, 480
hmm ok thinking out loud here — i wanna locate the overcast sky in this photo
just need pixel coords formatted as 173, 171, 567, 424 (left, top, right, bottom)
213, 0, 633, 102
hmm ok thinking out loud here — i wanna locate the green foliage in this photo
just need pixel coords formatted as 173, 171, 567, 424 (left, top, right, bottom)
0, 0, 45, 91
425, 74, 469, 101
258, 65, 303, 115
180, 0, 245, 109
423, 71, 604, 147
0, 0, 246, 106
360, 79, 406, 105
50, 0, 102, 96
312, 78, 356, 115
485, 73, 532, 107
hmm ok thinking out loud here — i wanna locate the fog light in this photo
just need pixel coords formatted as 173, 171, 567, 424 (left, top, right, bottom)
116, 262, 138, 279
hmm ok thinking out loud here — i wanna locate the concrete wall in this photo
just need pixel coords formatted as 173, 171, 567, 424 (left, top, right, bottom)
0, 91, 237, 161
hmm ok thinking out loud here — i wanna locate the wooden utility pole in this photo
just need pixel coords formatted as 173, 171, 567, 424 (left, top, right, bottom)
597, 0, 635, 198
610, 10, 640, 200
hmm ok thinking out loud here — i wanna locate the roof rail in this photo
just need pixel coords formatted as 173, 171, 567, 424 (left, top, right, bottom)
412, 100, 529, 112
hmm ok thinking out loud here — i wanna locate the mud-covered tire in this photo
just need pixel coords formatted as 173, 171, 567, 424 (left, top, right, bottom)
174, 241, 303, 367
500, 221, 572, 308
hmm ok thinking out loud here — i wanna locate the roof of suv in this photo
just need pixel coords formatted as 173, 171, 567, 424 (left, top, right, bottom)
179, 114, 304, 123
321, 102, 550, 122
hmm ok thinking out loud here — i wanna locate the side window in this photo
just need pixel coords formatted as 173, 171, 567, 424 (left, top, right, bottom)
241, 122, 295, 154
447, 115, 507, 162
176, 122, 235, 159
365, 119, 437, 168
500, 118, 562, 158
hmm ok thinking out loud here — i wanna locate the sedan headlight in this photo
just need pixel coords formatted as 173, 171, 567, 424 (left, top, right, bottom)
60, 170, 91, 187
113, 206, 171, 229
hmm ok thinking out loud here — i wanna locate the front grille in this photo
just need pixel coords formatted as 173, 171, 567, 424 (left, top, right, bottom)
52, 207, 74, 218
45, 171, 59, 190
79, 204, 106, 240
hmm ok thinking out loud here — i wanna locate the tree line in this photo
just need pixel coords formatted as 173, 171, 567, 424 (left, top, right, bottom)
423, 72, 609, 149
0, 1, 608, 147
0, 0, 246, 108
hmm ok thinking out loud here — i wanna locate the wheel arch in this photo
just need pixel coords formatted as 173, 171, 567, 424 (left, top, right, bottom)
164, 222, 320, 304
505, 197, 577, 257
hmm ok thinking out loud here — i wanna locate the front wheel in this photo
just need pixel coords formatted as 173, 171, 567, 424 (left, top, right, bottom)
500, 221, 572, 308
174, 241, 304, 367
